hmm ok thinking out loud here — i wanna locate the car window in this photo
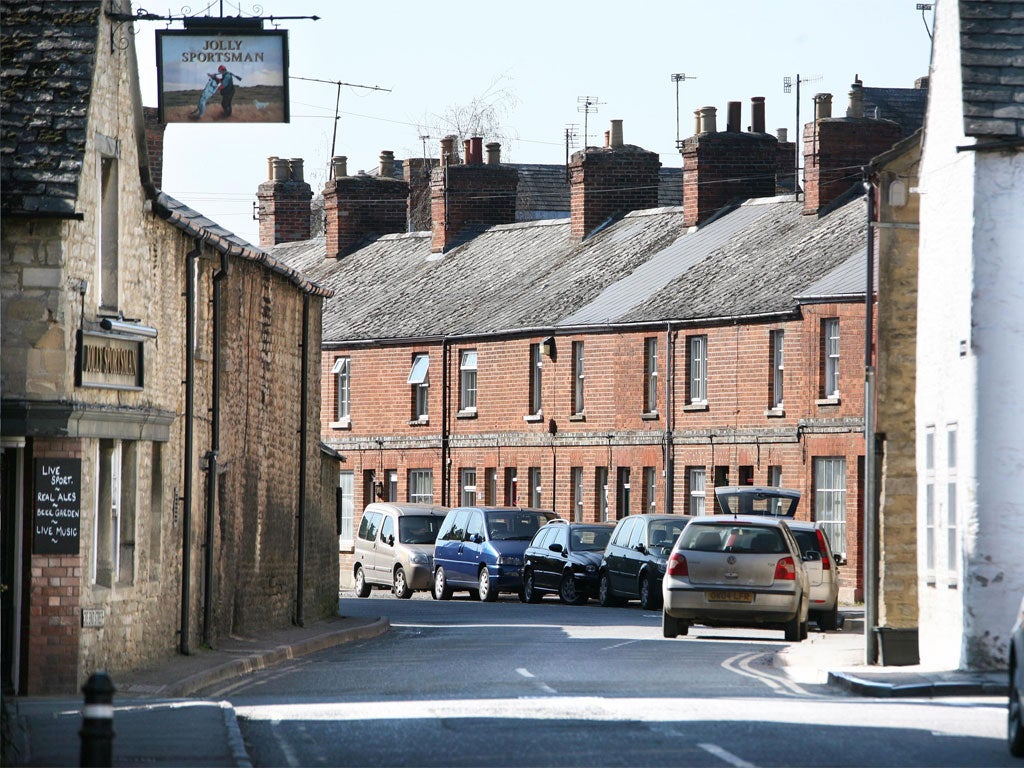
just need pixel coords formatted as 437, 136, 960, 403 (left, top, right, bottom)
680, 524, 786, 554
626, 518, 645, 549
358, 511, 382, 542
571, 527, 611, 552
487, 510, 553, 541
791, 529, 820, 556
445, 510, 469, 542
647, 522, 682, 550
380, 514, 395, 544
531, 527, 553, 549
398, 515, 443, 544
465, 511, 485, 541
612, 518, 637, 547
551, 525, 569, 550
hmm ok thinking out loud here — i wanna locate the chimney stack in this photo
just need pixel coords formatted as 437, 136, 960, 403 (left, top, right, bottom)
569, 120, 660, 240
431, 139, 518, 252
142, 107, 165, 190
257, 155, 313, 247
404, 157, 438, 232
802, 83, 902, 214
681, 100, 777, 227
323, 150, 409, 258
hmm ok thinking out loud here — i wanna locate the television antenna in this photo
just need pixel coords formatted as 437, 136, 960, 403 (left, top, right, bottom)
671, 73, 697, 147
564, 123, 579, 181
576, 96, 605, 149
916, 3, 934, 40
290, 75, 391, 166
783, 73, 821, 191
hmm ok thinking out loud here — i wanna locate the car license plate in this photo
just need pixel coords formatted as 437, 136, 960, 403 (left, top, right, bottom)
706, 590, 753, 603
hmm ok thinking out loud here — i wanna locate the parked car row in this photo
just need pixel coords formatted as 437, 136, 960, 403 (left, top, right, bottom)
350, 487, 842, 643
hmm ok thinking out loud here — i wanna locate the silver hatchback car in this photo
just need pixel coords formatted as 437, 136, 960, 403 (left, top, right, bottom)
662, 515, 810, 642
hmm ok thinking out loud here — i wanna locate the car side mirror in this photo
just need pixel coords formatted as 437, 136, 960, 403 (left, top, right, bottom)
634, 543, 647, 553
803, 550, 821, 562
386, 535, 395, 547
834, 554, 847, 566
471, 533, 484, 544
549, 543, 564, 554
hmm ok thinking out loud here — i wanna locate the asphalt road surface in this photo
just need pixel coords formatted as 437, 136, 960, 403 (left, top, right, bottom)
197, 592, 1010, 767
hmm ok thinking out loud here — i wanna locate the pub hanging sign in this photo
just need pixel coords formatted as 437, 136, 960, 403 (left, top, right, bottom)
33, 458, 81, 555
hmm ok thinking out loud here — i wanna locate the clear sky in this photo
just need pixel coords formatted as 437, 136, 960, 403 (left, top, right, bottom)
133, 0, 935, 246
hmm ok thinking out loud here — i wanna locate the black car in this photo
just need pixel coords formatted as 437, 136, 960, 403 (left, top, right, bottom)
599, 514, 691, 609
521, 521, 615, 605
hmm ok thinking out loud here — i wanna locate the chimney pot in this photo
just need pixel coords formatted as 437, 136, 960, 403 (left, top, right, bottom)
699, 106, 717, 134
604, 130, 610, 148
272, 157, 291, 181
814, 93, 833, 120
846, 82, 864, 118
693, 109, 702, 137
485, 142, 501, 165
267, 156, 279, 180
379, 150, 395, 178
289, 158, 304, 182
750, 97, 766, 133
777, 128, 788, 142
609, 119, 623, 148
727, 101, 741, 132
331, 156, 348, 179
440, 136, 457, 166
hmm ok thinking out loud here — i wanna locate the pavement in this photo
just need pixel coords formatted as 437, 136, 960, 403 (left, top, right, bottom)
1, 606, 1007, 767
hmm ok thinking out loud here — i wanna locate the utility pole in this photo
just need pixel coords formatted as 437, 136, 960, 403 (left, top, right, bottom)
671, 73, 697, 147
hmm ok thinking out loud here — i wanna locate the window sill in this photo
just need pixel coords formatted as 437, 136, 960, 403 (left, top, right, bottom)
408, 417, 430, 426
523, 413, 543, 423
456, 409, 477, 419
569, 413, 586, 422
764, 408, 785, 418
682, 402, 708, 412
815, 396, 841, 407
641, 410, 659, 421
329, 418, 351, 430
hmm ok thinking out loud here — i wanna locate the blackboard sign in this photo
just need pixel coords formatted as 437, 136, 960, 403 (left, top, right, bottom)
33, 458, 81, 555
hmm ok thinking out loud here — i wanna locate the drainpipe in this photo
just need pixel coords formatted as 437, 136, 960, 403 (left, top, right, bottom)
664, 323, 676, 514
181, 240, 199, 655
202, 251, 227, 646
296, 294, 310, 627
441, 337, 451, 506
862, 172, 879, 665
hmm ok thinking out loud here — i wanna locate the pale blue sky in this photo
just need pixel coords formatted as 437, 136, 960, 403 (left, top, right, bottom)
134, 0, 935, 245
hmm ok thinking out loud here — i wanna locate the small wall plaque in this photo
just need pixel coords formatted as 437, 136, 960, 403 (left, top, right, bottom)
81, 608, 105, 628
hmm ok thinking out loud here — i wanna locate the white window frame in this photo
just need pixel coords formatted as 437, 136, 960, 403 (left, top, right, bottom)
408, 469, 433, 504
616, 467, 631, 519
688, 335, 707, 404
945, 424, 958, 585
688, 467, 705, 516
644, 337, 658, 413
528, 466, 542, 507
572, 341, 585, 416
408, 354, 429, 420
460, 467, 477, 506
596, 467, 609, 522
643, 466, 656, 513
332, 357, 351, 421
484, 467, 497, 506
814, 457, 847, 559
924, 426, 935, 578
768, 465, 783, 515
771, 330, 785, 409
338, 470, 354, 548
529, 343, 543, 416
824, 318, 840, 398
571, 467, 584, 522
459, 350, 478, 413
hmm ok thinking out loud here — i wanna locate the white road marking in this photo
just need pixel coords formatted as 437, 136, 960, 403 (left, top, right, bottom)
272, 719, 302, 767
517, 667, 556, 693
699, 742, 758, 768
721, 651, 810, 697
601, 639, 639, 650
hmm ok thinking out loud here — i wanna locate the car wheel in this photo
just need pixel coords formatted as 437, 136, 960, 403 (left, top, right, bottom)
432, 567, 452, 600
817, 603, 840, 632
1010, 658, 1024, 757
663, 611, 679, 638
559, 573, 587, 606
522, 570, 541, 603
393, 566, 413, 599
639, 573, 661, 611
784, 613, 802, 642
353, 566, 371, 598
598, 572, 622, 607
478, 567, 498, 602
800, 618, 809, 640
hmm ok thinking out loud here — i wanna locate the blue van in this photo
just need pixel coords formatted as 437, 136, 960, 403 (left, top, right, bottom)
432, 506, 558, 602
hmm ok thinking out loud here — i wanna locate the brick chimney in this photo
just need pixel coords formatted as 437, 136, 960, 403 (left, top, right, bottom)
680, 98, 777, 227
142, 107, 165, 189
430, 138, 518, 253
322, 152, 410, 259
404, 157, 438, 232
569, 120, 660, 240
257, 157, 313, 247
775, 128, 797, 193
802, 81, 903, 214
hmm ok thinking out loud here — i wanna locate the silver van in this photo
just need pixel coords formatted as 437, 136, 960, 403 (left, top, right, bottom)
353, 503, 448, 599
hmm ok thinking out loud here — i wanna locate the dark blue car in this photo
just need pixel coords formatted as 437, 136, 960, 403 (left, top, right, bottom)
432, 506, 558, 602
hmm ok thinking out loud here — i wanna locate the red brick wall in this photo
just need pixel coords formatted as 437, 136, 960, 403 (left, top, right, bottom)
430, 165, 518, 252
324, 176, 409, 259
142, 107, 165, 190
681, 131, 777, 227
803, 119, 902, 214
257, 178, 313, 247
570, 146, 660, 239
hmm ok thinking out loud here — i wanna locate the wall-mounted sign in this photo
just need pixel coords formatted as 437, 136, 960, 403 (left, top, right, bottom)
33, 458, 81, 555
156, 29, 289, 123
76, 331, 144, 390
81, 608, 105, 629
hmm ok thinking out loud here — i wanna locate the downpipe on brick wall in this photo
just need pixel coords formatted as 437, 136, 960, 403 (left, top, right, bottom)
862, 172, 879, 665
295, 294, 310, 627
441, 337, 450, 506
181, 240, 200, 656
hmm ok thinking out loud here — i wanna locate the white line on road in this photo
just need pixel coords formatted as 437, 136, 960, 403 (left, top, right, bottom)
516, 667, 557, 694
601, 639, 639, 650
721, 652, 810, 697
699, 742, 758, 768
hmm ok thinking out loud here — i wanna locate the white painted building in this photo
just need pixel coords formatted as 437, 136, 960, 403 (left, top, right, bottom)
916, 0, 1024, 669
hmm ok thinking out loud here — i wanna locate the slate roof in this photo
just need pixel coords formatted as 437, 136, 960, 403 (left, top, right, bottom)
0, 0, 102, 216
272, 195, 866, 345
959, 0, 1024, 138
863, 84, 929, 138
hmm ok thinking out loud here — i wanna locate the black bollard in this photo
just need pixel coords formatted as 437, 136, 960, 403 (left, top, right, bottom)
79, 671, 116, 767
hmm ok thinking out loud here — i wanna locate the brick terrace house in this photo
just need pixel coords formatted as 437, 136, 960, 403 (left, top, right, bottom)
1, 0, 339, 695
262, 84, 923, 602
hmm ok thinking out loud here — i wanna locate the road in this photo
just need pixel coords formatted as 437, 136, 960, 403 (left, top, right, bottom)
197, 592, 1010, 767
